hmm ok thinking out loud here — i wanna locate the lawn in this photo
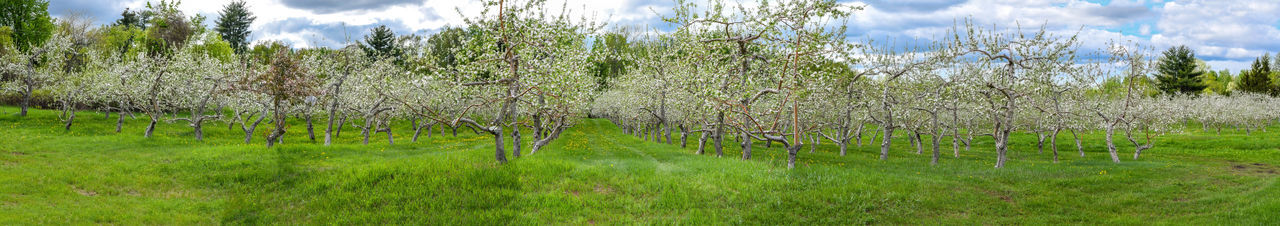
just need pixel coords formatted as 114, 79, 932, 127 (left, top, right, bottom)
0, 106, 1277, 224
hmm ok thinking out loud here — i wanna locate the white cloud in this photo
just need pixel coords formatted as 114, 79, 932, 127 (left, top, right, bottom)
1153, 0, 1280, 60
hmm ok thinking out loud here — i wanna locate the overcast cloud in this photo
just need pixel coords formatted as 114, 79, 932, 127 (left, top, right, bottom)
47, 0, 1280, 72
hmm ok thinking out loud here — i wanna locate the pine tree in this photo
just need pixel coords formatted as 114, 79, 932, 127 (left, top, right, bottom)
215, 1, 255, 55
115, 9, 138, 28
1154, 45, 1207, 96
1237, 55, 1273, 95
113, 8, 148, 29
362, 25, 401, 61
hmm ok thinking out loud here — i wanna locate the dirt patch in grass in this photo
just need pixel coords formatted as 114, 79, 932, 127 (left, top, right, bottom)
10, 151, 24, 156
72, 185, 98, 196
975, 188, 1014, 204
1230, 162, 1278, 175
593, 184, 614, 195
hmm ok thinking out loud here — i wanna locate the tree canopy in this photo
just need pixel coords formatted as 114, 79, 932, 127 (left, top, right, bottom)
1237, 54, 1273, 95
361, 25, 403, 63
1154, 45, 1206, 96
0, 0, 54, 51
215, 0, 255, 55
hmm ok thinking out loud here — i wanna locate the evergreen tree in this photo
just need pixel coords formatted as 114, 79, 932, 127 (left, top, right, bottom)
113, 8, 149, 29
361, 25, 402, 62
1237, 55, 1273, 95
0, 0, 54, 51
1154, 45, 1207, 95
215, 1, 255, 55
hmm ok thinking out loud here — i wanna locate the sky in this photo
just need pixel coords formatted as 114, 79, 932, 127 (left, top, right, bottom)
47, 0, 1280, 72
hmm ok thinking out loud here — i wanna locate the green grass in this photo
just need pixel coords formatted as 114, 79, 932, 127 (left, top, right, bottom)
0, 106, 1277, 224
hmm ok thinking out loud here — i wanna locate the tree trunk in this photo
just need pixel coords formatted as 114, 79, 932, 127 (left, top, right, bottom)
1104, 126, 1120, 163
680, 130, 689, 148
336, 115, 347, 139
428, 123, 436, 138
713, 132, 724, 158
931, 132, 941, 165
530, 123, 565, 154
664, 123, 673, 145
306, 115, 316, 142
838, 142, 847, 157
696, 131, 708, 155
929, 114, 941, 165
854, 123, 865, 147
19, 89, 31, 116
362, 119, 373, 145
325, 114, 337, 146
116, 111, 125, 133
951, 130, 960, 158
740, 131, 752, 160
1071, 129, 1084, 157
809, 134, 818, 153
244, 112, 265, 144
787, 145, 801, 169
1036, 132, 1046, 154
63, 110, 76, 131
512, 128, 522, 158
193, 119, 204, 141
145, 118, 157, 138
494, 128, 507, 164
911, 131, 922, 155
869, 127, 880, 147
385, 124, 394, 145
994, 131, 1009, 168
1050, 129, 1061, 163
964, 130, 973, 151
265, 103, 287, 148
413, 122, 428, 142
879, 126, 894, 161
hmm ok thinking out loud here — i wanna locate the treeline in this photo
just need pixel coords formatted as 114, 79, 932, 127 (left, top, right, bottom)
3, 0, 1278, 168
0, 0, 607, 163
588, 1, 1280, 169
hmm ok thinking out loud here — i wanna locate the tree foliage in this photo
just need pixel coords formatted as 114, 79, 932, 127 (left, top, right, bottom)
113, 8, 150, 29
1154, 45, 1206, 96
0, 0, 54, 51
1238, 54, 1273, 95
587, 32, 632, 90
215, 0, 255, 54
362, 25, 403, 63
142, 0, 195, 55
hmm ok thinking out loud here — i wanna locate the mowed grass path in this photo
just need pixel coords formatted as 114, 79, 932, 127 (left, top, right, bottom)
0, 106, 1277, 224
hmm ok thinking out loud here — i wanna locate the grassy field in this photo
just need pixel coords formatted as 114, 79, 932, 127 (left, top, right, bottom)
0, 106, 1277, 224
